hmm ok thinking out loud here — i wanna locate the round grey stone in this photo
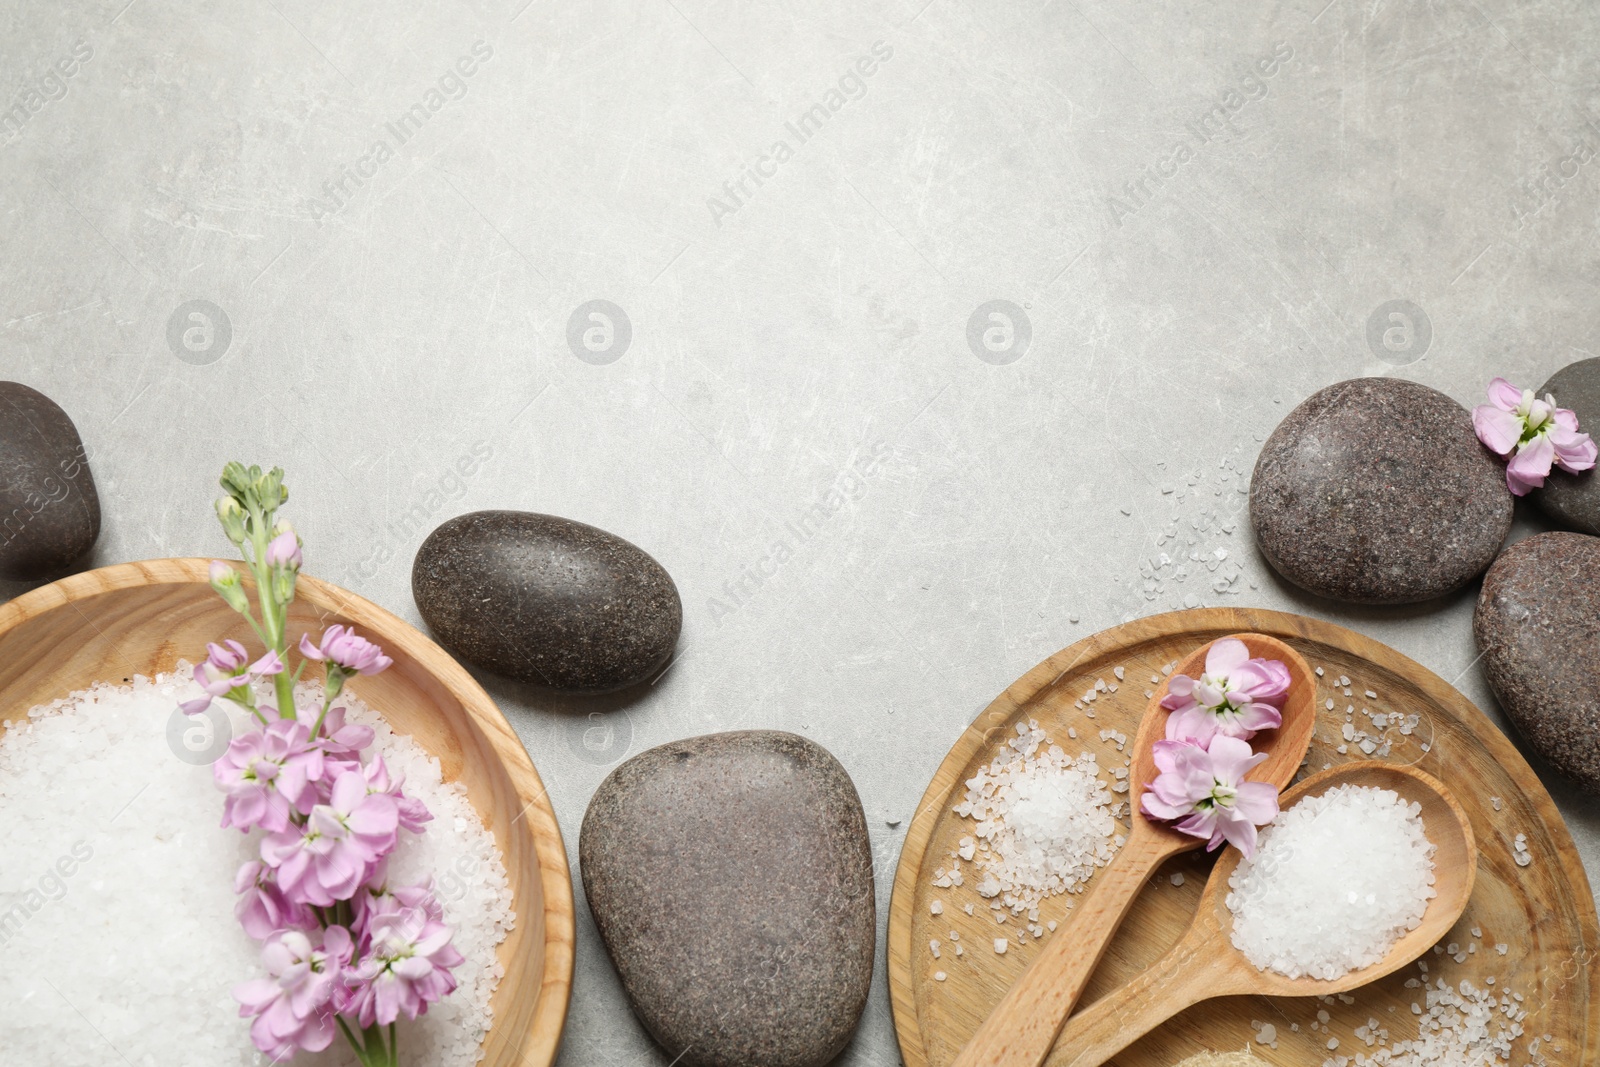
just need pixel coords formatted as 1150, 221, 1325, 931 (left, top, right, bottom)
1474, 531, 1600, 793
1533, 357, 1600, 535
580, 731, 875, 1067
0, 382, 101, 581
1250, 377, 1511, 604
412, 511, 680, 692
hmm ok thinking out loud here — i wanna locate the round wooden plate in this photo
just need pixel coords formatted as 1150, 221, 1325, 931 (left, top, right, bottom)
888, 608, 1598, 1067
0, 559, 573, 1067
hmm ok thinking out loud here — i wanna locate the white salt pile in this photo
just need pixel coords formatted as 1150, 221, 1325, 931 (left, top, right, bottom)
1227, 784, 1435, 980
948, 720, 1122, 919
0, 669, 514, 1067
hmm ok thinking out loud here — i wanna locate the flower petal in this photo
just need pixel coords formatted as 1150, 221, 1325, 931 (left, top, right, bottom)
1164, 704, 1217, 746
1231, 702, 1283, 733
1214, 809, 1260, 859
1549, 423, 1598, 473
1487, 377, 1524, 411
1205, 735, 1266, 786
1204, 638, 1249, 677
1473, 403, 1524, 456
1231, 781, 1281, 825
1507, 434, 1556, 495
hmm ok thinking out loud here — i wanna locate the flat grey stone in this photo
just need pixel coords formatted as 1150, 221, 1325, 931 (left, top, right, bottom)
0, 382, 100, 581
1533, 358, 1600, 535
580, 731, 875, 1067
1474, 531, 1600, 793
412, 510, 681, 692
1250, 377, 1511, 604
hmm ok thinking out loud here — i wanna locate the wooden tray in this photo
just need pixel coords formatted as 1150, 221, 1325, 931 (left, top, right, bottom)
888, 608, 1598, 1066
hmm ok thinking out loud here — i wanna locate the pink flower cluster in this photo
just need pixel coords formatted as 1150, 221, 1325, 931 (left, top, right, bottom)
198, 626, 462, 1060
1473, 376, 1596, 495
1139, 638, 1288, 858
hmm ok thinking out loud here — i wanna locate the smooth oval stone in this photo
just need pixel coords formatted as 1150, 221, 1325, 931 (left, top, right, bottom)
412, 511, 680, 692
580, 731, 875, 1067
1474, 531, 1600, 793
0, 382, 101, 581
1534, 358, 1600, 534
1250, 377, 1511, 604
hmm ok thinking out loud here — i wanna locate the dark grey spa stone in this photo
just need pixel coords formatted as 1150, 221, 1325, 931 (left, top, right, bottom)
0, 382, 101, 581
580, 730, 875, 1067
1474, 531, 1600, 793
1250, 377, 1512, 604
1533, 358, 1600, 535
412, 510, 680, 692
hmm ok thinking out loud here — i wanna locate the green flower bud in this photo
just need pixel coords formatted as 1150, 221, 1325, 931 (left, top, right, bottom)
272, 566, 298, 606
219, 461, 254, 501
214, 497, 248, 545
207, 560, 250, 613
256, 467, 288, 510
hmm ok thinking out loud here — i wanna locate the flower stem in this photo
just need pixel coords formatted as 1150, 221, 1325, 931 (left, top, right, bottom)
245, 500, 296, 716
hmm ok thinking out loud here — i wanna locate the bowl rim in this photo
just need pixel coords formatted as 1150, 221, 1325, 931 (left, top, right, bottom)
0, 557, 574, 1067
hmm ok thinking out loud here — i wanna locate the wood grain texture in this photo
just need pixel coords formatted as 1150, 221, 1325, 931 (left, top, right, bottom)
950, 634, 1318, 1067
0, 558, 574, 1067
888, 608, 1599, 1067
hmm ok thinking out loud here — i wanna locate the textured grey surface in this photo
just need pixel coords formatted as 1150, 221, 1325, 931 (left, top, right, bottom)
580, 730, 875, 1067
2, 0, 1599, 1063
414, 509, 683, 690
1535, 357, 1600, 533
1476, 531, 1600, 794
1250, 377, 1512, 604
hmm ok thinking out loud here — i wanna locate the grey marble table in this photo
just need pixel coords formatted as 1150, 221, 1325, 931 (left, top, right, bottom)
3, 0, 1598, 1063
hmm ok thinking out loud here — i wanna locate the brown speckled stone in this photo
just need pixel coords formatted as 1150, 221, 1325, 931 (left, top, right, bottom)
1534, 358, 1600, 535
580, 731, 875, 1067
412, 511, 680, 692
1474, 531, 1600, 793
0, 382, 101, 581
1250, 377, 1511, 604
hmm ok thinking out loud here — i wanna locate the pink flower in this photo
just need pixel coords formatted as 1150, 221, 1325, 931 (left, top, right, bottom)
1140, 736, 1280, 858
300, 625, 393, 676
1473, 377, 1597, 495
263, 771, 400, 906
352, 866, 445, 941
294, 702, 375, 759
234, 860, 315, 940
233, 927, 353, 1060
214, 720, 325, 834
343, 905, 463, 1027
363, 755, 433, 834
181, 644, 287, 716
265, 526, 303, 569
1160, 638, 1289, 745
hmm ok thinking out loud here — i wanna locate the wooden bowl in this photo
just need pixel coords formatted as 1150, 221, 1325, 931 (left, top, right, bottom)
0, 558, 573, 1066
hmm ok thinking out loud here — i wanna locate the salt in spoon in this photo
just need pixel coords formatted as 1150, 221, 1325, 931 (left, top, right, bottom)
1047, 760, 1476, 1067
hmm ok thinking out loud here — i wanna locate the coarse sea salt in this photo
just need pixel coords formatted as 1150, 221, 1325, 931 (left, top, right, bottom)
0, 668, 514, 1067
1317, 974, 1546, 1066
950, 720, 1121, 917
1227, 784, 1435, 981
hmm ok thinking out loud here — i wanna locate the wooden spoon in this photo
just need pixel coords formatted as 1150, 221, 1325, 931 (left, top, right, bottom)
1048, 760, 1477, 1067
951, 633, 1318, 1067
